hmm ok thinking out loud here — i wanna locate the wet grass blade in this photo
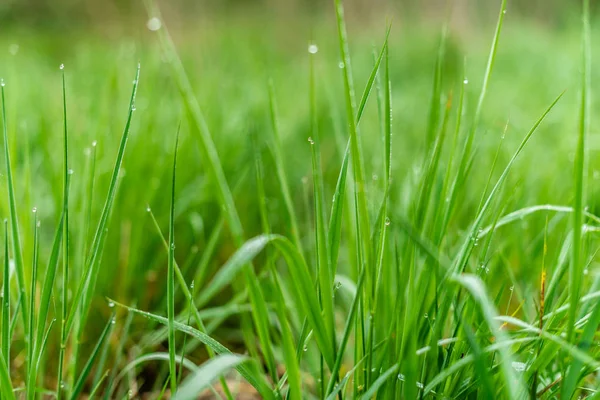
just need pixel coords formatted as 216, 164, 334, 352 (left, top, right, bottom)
65, 63, 140, 338
0, 350, 15, 400
1, 78, 27, 335
167, 127, 180, 394
568, 0, 591, 345
173, 354, 248, 400
110, 300, 275, 399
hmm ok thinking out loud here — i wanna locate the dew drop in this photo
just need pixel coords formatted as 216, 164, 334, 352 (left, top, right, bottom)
338, 62, 345, 69
170, 243, 176, 250
131, 105, 137, 112
92, 140, 97, 147
108, 300, 115, 308
111, 318, 116, 325
307, 137, 314, 145
1, 79, 5, 87
68, 169, 74, 175
385, 217, 391, 226
511, 361, 526, 372
424, 313, 428, 319
32, 207, 37, 213
146, 205, 151, 212
146, 17, 162, 31
372, 174, 378, 181
190, 281, 195, 290
463, 78, 469, 84
584, 269, 589, 275
303, 345, 308, 352
509, 285, 514, 291
59, 64, 65, 70
308, 44, 318, 54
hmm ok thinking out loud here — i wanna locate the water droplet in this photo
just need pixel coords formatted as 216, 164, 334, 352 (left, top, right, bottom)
36, 221, 41, 228
338, 62, 345, 69
371, 368, 376, 372
303, 345, 308, 352
463, 78, 469, 84
146, 17, 162, 31
308, 44, 318, 54
509, 285, 514, 291
60, 382, 65, 389
372, 174, 378, 181
68, 169, 74, 175
8, 44, 19, 56
503, 9, 507, 14
108, 300, 115, 308
59, 64, 64, 70
132, 79, 138, 85
424, 313, 428, 319
111, 318, 116, 325
1, 79, 5, 87
131, 105, 136, 112
584, 269, 589, 275
146, 205, 151, 212
32, 207, 37, 213
307, 137, 314, 145
385, 217, 391, 226
92, 140, 97, 147
170, 243, 176, 250
511, 361, 526, 372
190, 281, 195, 289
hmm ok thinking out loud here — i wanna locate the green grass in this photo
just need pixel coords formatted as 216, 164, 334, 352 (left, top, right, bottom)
1, 0, 600, 398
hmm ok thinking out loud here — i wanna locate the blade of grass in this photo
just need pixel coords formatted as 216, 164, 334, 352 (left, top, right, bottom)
1, 78, 27, 338
173, 355, 248, 400
70, 314, 115, 400
110, 300, 274, 399
64, 63, 140, 338
568, 0, 591, 345
26, 209, 39, 398
167, 126, 180, 394
1, 221, 9, 369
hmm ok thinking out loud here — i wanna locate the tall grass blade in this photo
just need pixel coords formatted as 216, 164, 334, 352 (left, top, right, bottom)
167, 127, 180, 394
568, 0, 591, 345
1, 79, 27, 333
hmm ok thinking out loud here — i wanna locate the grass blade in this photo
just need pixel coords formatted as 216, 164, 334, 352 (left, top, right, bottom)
167, 127, 180, 394
173, 354, 248, 400
567, 0, 591, 345
1, 78, 27, 336
1, 221, 9, 369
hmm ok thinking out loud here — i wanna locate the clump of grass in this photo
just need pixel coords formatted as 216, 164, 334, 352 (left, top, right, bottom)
1, 0, 600, 398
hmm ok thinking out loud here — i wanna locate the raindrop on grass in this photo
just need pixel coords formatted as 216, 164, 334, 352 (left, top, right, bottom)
511, 361, 526, 372
307, 137, 314, 145
32, 207, 37, 213
1, 79, 5, 87
68, 169, 74, 175
108, 300, 115, 308
146, 205, 151, 212
385, 217, 391, 226
308, 44, 318, 54
338, 62, 345, 69
59, 64, 64, 70
463, 78, 469, 84
92, 140, 97, 147
146, 17, 162, 31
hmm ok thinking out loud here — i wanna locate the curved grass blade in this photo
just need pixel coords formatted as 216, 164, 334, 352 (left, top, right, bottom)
1, 79, 27, 334
110, 300, 275, 399
108, 352, 198, 398
26, 210, 39, 398
173, 355, 248, 400
452, 274, 524, 399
